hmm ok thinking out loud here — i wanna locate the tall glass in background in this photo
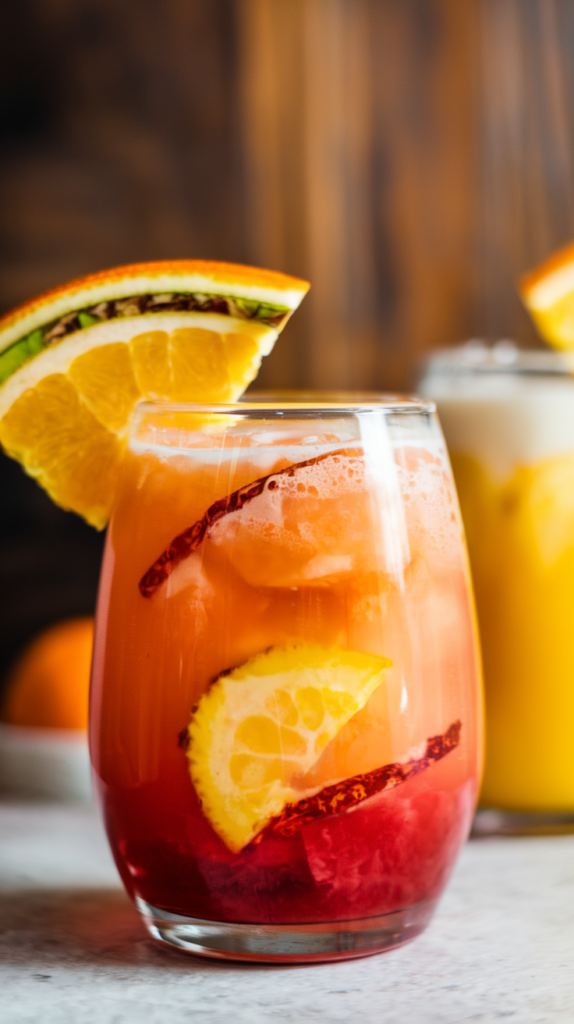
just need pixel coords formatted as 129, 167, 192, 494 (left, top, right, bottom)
421, 347, 574, 830
90, 395, 482, 962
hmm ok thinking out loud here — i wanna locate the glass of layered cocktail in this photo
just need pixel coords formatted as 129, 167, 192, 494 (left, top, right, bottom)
90, 393, 482, 961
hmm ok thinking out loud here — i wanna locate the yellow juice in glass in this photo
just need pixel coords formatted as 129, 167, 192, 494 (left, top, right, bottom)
422, 347, 574, 813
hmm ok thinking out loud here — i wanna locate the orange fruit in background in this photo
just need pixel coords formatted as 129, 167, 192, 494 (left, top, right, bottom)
1, 617, 94, 730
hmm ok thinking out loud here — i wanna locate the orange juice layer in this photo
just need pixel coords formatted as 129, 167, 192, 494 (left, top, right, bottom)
453, 451, 574, 811
90, 438, 481, 922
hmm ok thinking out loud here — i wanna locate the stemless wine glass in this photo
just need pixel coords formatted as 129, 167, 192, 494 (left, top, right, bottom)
90, 394, 482, 963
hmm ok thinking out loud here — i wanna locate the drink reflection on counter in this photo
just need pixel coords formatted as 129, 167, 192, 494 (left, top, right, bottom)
421, 343, 574, 832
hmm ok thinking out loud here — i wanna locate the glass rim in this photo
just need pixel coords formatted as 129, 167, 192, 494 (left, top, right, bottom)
135, 390, 436, 416
421, 342, 574, 378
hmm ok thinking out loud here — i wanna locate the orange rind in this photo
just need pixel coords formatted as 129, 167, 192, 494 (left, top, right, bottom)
0, 260, 310, 355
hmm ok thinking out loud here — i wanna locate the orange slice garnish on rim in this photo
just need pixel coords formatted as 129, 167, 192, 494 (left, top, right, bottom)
0, 261, 309, 527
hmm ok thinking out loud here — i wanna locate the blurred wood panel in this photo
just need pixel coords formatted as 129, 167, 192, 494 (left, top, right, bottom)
239, 0, 478, 390
476, 0, 574, 342
238, 0, 310, 387
0, 0, 244, 310
3, 1, 574, 389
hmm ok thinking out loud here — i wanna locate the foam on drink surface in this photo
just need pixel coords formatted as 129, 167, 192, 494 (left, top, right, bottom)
423, 371, 574, 479
137, 430, 463, 602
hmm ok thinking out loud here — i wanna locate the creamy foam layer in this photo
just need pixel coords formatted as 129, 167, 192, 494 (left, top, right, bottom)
422, 375, 574, 479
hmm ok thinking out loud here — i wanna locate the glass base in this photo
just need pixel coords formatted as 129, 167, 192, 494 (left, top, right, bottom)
473, 808, 574, 837
136, 896, 437, 963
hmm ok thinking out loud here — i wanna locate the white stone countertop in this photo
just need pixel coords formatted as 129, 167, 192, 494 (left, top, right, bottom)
1, 801, 574, 1024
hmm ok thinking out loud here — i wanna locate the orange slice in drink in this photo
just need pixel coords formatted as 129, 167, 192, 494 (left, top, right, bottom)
186, 642, 392, 852
520, 241, 574, 350
0, 261, 309, 527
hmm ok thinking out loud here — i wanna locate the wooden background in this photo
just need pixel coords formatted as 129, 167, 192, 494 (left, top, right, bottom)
2, 0, 574, 681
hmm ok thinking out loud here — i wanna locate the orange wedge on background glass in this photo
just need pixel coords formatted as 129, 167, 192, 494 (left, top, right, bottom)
520, 241, 574, 350
0, 261, 309, 528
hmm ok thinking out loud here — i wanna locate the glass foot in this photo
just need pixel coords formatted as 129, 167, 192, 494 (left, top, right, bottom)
136, 896, 437, 963
473, 808, 574, 837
